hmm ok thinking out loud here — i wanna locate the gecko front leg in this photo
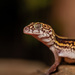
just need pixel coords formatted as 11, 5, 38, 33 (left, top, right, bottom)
46, 46, 60, 75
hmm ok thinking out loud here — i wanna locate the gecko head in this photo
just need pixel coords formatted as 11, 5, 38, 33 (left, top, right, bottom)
23, 22, 55, 38
23, 22, 55, 47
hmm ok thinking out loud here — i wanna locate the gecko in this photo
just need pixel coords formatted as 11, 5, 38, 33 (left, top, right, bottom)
23, 22, 75, 75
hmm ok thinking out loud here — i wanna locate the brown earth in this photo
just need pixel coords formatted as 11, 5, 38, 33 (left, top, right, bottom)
0, 59, 75, 75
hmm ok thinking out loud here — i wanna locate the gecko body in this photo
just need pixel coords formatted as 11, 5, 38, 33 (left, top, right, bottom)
23, 22, 75, 75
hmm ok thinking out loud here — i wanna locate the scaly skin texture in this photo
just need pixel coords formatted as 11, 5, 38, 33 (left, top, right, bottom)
23, 22, 75, 75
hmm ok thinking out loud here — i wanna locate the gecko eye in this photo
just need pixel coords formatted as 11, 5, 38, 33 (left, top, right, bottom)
34, 23, 41, 29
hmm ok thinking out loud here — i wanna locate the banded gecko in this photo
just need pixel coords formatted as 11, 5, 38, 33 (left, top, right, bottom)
23, 22, 75, 75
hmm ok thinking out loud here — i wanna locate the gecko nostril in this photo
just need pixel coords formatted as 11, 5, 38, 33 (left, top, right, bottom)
25, 27, 29, 31
23, 26, 30, 33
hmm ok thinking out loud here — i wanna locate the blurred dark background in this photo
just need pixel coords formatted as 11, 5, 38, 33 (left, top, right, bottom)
0, 0, 54, 65
1, 0, 75, 66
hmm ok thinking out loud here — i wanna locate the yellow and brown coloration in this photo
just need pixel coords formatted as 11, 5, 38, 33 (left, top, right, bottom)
55, 35, 75, 49
23, 22, 75, 75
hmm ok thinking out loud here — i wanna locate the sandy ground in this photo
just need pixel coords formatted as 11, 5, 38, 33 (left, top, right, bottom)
0, 59, 48, 75
0, 59, 75, 75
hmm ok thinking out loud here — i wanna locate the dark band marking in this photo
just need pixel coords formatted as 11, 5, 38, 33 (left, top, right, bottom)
55, 35, 75, 46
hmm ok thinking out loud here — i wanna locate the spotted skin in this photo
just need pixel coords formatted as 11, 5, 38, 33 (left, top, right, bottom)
23, 22, 75, 75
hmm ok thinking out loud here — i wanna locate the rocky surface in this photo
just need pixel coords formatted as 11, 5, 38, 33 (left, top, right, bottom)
52, 65, 75, 75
